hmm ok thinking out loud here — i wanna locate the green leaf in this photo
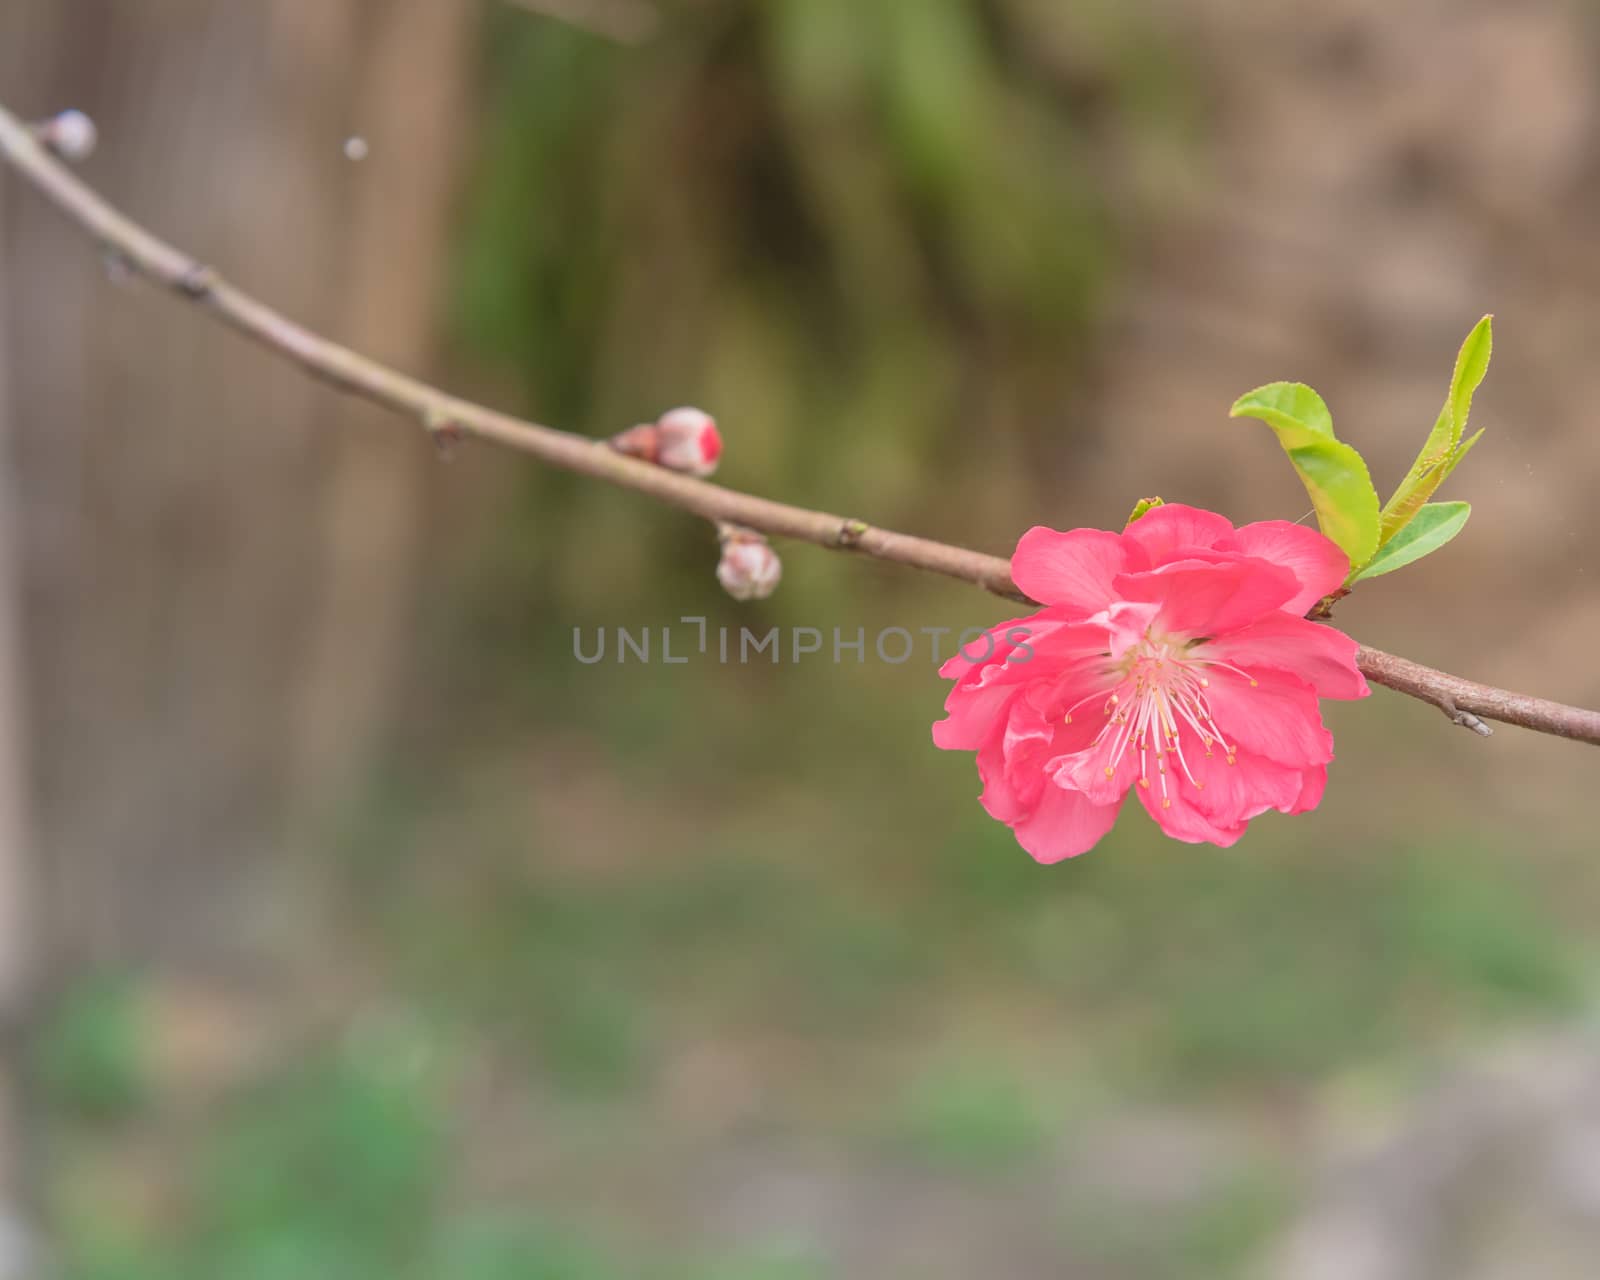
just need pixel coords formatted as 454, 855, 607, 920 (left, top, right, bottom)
1229, 383, 1334, 448
1125, 496, 1164, 526
1231, 386, 1380, 568
1285, 441, 1382, 568
1446, 315, 1493, 447
1351, 501, 1471, 582
1380, 316, 1491, 541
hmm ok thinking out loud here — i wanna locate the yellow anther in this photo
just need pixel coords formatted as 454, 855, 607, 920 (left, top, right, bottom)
1104, 766, 1115, 778
1138, 777, 1150, 789
1225, 753, 1236, 766
1161, 798, 1171, 809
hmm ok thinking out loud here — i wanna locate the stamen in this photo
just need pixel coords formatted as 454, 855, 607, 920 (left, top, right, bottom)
1061, 683, 1117, 726
1080, 625, 1245, 800
1192, 655, 1260, 687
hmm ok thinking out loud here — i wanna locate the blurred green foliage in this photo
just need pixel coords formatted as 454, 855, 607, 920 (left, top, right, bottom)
889, 1061, 1059, 1169
34, 973, 151, 1120
1063, 1165, 1292, 1276
49, 762, 1586, 1277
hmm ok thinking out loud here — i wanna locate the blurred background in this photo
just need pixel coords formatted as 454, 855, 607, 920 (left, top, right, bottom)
3, 1, 1600, 1276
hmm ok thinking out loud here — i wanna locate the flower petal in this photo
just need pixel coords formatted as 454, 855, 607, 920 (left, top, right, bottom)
1090, 600, 1163, 661
1199, 614, 1369, 701
1049, 734, 1139, 806
976, 691, 1108, 821
932, 682, 1015, 751
1290, 765, 1327, 814
1204, 668, 1334, 767
1134, 775, 1248, 847
1182, 746, 1306, 827
1126, 502, 1235, 563
1013, 783, 1124, 863
1121, 503, 1236, 565
1112, 558, 1301, 638
1011, 528, 1133, 614
939, 614, 1066, 684
977, 735, 1028, 823
1222, 520, 1350, 615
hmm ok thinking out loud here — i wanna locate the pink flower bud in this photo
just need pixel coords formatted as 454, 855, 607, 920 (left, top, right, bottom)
716, 527, 781, 601
42, 110, 97, 162
655, 407, 721, 477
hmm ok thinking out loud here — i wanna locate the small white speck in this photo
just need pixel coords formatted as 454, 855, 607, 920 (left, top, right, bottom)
343, 136, 369, 162
46, 109, 97, 161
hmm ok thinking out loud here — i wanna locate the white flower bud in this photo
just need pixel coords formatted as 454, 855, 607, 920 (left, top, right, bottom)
716, 527, 781, 601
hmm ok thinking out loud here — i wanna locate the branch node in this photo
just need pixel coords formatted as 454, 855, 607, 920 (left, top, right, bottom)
423, 409, 464, 461
1440, 696, 1494, 738
1308, 588, 1349, 621
177, 263, 217, 299
99, 245, 137, 285
837, 519, 870, 549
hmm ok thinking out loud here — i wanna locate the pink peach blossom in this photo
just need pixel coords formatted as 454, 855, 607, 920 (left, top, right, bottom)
933, 504, 1368, 860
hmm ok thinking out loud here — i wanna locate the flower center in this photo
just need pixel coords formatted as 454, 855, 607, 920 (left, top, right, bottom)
1062, 633, 1258, 808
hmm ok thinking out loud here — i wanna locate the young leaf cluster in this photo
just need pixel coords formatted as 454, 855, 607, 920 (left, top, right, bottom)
1229, 316, 1492, 589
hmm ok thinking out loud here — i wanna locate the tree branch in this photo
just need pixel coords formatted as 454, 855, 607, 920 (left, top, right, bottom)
2, 103, 1596, 747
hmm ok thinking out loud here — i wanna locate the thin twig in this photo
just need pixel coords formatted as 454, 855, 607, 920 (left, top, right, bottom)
1, 103, 1596, 748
